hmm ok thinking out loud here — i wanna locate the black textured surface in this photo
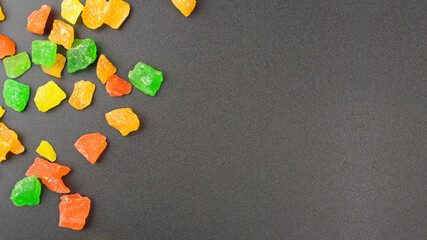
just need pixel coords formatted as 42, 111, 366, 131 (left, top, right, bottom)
0, 1, 426, 239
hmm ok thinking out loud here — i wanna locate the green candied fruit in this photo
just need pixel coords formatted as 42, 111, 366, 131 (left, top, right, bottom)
3, 79, 31, 112
10, 176, 41, 207
66, 38, 97, 73
128, 62, 163, 96
3, 52, 32, 78
32, 40, 57, 68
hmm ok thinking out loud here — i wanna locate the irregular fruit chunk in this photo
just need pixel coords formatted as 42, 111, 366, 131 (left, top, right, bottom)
34, 81, 67, 112
61, 0, 84, 25
74, 133, 107, 164
68, 80, 95, 110
0, 4, 4, 21
0, 106, 5, 118
128, 62, 163, 96
3, 52, 31, 78
96, 54, 116, 84
82, 0, 107, 29
10, 176, 41, 207
42, 177, 70, 193
0, 34, 16, 59
0, 122, 25, 162
48, 20, 75, 49
32, 40, 57, 68
41, 53, 66, 78
67, 38, 97, 73
171, 0, 196, 17
3, 79, 30, 112
105, 108, 140, 136
59, 193, 91, 230
106, 75, 132, 97
27, 5, 51, 35
26, 158, 70, 179
36, 140, 57, 162
104, 0, 130, 29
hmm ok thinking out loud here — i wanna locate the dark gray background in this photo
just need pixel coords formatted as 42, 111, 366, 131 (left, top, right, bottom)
0, 0, 425, 239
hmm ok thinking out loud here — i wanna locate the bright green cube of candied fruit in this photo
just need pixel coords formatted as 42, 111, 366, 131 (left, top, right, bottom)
128, 62, 163, 96
3, 79, 31, 112
10, 176, 41, 207
66, 38, 97, 73
32, 40, 57, 68
3, 52, 31, 78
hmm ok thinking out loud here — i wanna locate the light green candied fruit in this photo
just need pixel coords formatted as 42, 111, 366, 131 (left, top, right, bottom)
3, 52, 31, 78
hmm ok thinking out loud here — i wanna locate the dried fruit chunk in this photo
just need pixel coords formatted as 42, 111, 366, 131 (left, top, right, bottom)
3, 79, 30, 112
67, 38, 97, 73
68, 80, 96, 110
0, 122, 25, 162
34, 81, 67, 112
3, 52, 31, 79
10, 176, 41, 207
74, 132, 107, 164
42, 177, 70, 193
61, 0, 84, 25
48, 20, 75, 49
0, 34, 16, 59
96, 54, 116, 84
105, 75, 132, 97
32, 40, 57, 68
171, 0, 196, 17
128, 62, 163, 96
0, 106, 5, 118
41, 53, 66, 78
0, 4, 4, 21
27, 5, 51, 35
36, 140, 56, 162
26, 158, 71, 179
105, 108, 140, 136
104, 0, 130, 29
59, 193, 91, 230
82, 0, 107, 29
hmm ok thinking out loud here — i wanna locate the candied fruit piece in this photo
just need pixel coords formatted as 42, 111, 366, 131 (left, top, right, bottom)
3, 52, 31, 79
106, 75, 132, 97
34, 81, 67, 112
59, 193, 91, 230
104, 0, 130, 29
74, 132, 107, 164
10, 176, 41, 207
128, 62, 163, 96
36, 140, 56, 162
41, 53, 66, 78
0, 122, 25, 162
96, 54, 116, 84
48, 20, 75, 49
0, 4, 4, 21
0, 34, 16, 59
67, 38, 97, 73
26, 157, 70, 179
61, 0, 84, 25
171, 0, 196, 17
3, 79, 30, 112
105, 108, 140, 136
82, 0, 107, 29
42, 177, 70, 193
68, 80, 95, 110
32, 40, 57, 68
0, 106, 5, 118
27, 5, 51, 35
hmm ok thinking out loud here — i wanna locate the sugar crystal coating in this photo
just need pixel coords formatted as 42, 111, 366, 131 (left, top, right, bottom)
0, 34, 16, 59
36, 140, 57, 162
10, 176, 41, 207
105, 108, 140, 136
82, 0, 107, 29
128, 62, 163, 96
104, 0, 130, 29
59, 193, 91, 230
68, 80, 96, 110
3, 52, 31, 78
27, 5, 51, 35
41, 53, 66, 78
61, 0, 84, 25
32, 40, 57, 68
3, 79, 30, 112
67, 38, 97, 73
74, 132, 107, 164
49, 20, 75, 49
34, 81, 67, 112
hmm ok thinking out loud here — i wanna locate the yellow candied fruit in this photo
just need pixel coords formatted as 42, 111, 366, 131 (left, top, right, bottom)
0, 4, 5, 21
61, 0, 84, 25
82, 0, 107, 29
105, 108, 140, 136
41, 54, 66, 78
68, 80, 96, 110
0, 106, 5, 118
36, 140, 57, 162
34, 81, 67, 112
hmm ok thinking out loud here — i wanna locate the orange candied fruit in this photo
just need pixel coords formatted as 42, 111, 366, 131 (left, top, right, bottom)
59, 193, 91, 230
74, 132, 107, 164
27, 5, 51, 35
0, 34, 16, 59
48, 20, 75, 49
105, 108, 140, 136
105, 75, 132, 97
171, 0, 196, 17
96, 54, 116, 84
